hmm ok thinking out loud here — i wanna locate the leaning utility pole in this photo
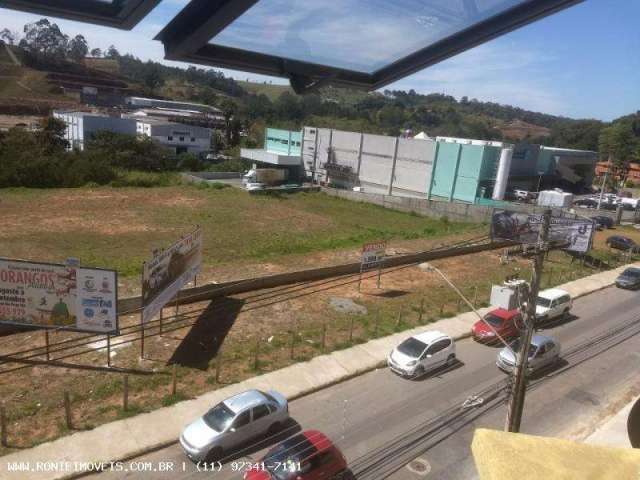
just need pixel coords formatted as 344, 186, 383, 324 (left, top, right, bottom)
505, 208, 551, 433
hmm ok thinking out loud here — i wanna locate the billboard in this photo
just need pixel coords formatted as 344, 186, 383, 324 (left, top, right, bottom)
0, 259, 118, 334
361, 241, 386, 270
490, 210, 594, 253
142, 227, 203, 323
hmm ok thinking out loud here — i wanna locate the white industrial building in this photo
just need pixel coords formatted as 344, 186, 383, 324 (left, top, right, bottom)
52, 111, 136, 151
132, 117, 212, 155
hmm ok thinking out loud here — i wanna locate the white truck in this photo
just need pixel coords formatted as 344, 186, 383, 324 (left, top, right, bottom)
242, 168, 288, 188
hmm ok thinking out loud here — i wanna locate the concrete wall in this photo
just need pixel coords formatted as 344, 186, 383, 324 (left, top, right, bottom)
303, 126, 435, 196
321, 186, 551, 223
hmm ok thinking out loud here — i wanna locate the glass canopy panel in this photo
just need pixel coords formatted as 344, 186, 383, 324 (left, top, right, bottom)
209, 0, 529, 73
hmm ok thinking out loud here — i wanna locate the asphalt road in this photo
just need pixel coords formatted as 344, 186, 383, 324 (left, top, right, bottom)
94, 286, 640, 480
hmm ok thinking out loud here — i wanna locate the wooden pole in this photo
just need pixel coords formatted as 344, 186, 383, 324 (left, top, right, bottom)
64, 391, 72, 430
396, 306, 403, 328
321, 323, 327, 351
123, 375, 129, 411
171, 364, 177, 396
473, 287, 478, 307
106, 334, 111, 368
0, 406, 7, 447
45, 330, 50, 361
253, 337, 260, 371
349, 317, 355, 343
215, 347, 222, 383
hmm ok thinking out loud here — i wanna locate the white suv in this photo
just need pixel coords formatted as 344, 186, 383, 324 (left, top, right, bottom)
388, 331, 456, 378
536, 288, 572, 323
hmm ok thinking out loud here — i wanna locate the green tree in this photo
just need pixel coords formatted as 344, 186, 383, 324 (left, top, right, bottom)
142, 61, 165, 93
90, 47, 102, 58
67, 34, 88, 62
20, 19, 68, 61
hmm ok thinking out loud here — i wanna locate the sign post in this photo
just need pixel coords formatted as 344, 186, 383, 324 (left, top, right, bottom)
358, 241, 387, 292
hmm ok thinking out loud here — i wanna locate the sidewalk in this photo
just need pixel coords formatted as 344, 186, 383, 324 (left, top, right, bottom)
584, 396, 639, 449
0, 263, 636, 480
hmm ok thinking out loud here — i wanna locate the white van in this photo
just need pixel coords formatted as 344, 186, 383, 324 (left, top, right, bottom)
536, 288, 572, 323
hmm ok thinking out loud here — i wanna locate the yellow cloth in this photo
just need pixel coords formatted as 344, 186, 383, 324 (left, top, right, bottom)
472, 428, 640, 480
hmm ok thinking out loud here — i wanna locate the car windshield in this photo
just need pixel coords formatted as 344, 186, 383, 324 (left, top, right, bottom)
510, 339, 537, 358
536, 297, 552, 308
483, 314, 504, 327
264, 434, 317, 480
202, 403, 235, 432
397, 337, 427, 358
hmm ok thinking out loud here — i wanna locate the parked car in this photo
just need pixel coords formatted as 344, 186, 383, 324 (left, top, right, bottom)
535, 288, 572, 323
471, 308, 521, 343
592, 215, 614, 230
496, 335, 561, 374
244, 430, 349, 480
606, 235, 640, 253
387, 330, 456, 378
573, 198, 598, 209
513, 189, 536, 202
615, 267, 640, 290
180, 389, 289, 463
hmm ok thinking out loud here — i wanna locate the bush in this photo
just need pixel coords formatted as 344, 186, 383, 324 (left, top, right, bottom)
110, 170, 182, 188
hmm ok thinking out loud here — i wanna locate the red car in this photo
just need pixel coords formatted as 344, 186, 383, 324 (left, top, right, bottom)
472, 308, 521, 343
244, 430, 349, 480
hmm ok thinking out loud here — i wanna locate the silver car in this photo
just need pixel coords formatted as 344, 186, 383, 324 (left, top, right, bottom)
180, 389, 289, 462
496, 335, 561, 374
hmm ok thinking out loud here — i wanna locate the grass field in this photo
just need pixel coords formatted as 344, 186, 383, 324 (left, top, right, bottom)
0, 185, 476, 278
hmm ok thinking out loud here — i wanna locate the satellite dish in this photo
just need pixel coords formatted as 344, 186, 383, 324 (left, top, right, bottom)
628, 397, 640, 448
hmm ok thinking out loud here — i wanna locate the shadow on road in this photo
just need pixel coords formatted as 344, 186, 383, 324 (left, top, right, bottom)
412, 359, 464, 381
537, 313, 580, 330
168, 297, 245, 370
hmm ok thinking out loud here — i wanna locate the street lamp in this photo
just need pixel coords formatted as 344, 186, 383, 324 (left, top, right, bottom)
421, 262, 516, 355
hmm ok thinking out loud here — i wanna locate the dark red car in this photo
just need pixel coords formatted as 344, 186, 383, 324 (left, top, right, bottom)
244, 430, 349, 480
472, 308, 521, 343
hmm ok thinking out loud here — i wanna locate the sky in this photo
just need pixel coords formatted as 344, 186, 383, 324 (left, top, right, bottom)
0, 0, 638, 121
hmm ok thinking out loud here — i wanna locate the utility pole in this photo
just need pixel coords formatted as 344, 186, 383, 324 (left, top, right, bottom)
505, 209, 551, 433
597, 155, 612, 210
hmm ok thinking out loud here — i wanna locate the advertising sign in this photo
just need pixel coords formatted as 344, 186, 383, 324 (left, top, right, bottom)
0, 259, 118, 334
141, 227, 203, 323
361, 241, 387, 270
490, 210, 594, 253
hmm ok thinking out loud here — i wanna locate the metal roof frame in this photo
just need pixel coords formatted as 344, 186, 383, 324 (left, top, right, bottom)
0, 0, 161, 29
156, 0, 585, 93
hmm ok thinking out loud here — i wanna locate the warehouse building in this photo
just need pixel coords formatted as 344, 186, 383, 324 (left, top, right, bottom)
301, 128, 598, 202
130, 117, 212, 155
240, 128, 305, 181
53, 111, 136, 151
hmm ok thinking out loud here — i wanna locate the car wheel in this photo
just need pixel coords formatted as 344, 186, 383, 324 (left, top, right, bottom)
413, 366, 425, 378
446, 354, 456, 366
